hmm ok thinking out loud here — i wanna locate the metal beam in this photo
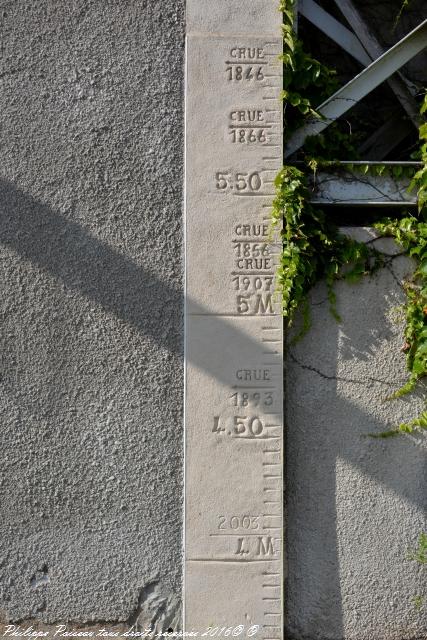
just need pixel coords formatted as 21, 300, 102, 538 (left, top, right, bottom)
333, 0, 389, 59
331, 0, 421, 125
358, 116, 413, 160
307, 162, 419, 206
285, 19, 427, 158
294, 0, 299, 34
299, 0, 371, 66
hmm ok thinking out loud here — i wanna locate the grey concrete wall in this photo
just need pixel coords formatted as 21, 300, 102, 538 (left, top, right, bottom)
286, 229, 427, 640
1, 1, 427, 637
0, 0, 184, 626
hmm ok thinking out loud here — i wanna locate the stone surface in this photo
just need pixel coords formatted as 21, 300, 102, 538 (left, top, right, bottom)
0, 0, 184, 625
186, 0, 281, 35
286, 229, 427, 640
185, 2, 283, 634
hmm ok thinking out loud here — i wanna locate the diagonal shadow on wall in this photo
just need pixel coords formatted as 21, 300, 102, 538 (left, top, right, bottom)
286, 276, 427, 640
1, 177, 426, 637
0, 177, 267, 385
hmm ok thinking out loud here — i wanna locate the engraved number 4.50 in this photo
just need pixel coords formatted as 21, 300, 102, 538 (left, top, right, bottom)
212, 416, 265, 437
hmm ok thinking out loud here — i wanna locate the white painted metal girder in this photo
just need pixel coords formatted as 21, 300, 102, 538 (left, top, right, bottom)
307, 163, 419, 206
285, 19, 427, 158
331, 0, 421, 125
299, 0, 371, 66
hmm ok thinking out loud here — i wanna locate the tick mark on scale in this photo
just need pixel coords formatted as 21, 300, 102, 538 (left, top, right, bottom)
262, 624, 280, 629
262, 584, 280, 588
232, 385, 275, 390
210, 533, 266, 537
224, 60, 265, 65
229, 124, 272, 129
233, 192, 272, 197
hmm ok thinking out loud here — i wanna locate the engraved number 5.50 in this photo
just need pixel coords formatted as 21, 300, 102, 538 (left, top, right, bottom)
215, 171, 262, 192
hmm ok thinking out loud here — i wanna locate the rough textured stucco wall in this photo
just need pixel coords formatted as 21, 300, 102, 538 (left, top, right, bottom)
0, 0, 184, 625
286, 229, 427, 640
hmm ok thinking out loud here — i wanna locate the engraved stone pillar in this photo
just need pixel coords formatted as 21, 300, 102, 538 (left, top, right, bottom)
185, 2, 283, 636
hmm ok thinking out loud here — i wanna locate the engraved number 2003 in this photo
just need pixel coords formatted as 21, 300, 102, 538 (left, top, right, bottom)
218, 515, 260, 530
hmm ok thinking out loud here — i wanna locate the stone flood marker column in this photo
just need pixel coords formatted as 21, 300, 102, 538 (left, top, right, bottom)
184, 0, 283, 636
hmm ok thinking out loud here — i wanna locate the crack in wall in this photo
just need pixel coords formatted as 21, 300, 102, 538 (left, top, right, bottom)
289, 353, 407, 388
383, 258, 408, 292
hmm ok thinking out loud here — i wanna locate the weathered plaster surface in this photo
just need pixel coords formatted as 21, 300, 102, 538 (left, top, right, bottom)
286, 229, 427, 640
0, 0, 184, 624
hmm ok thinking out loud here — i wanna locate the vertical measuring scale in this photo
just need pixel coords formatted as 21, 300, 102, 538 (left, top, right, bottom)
185, 1, 283, 636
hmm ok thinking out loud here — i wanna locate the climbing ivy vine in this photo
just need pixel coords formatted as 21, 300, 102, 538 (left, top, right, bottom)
394, 0, 411, 30
408, 532, 427, 609
274, 0, 381, 340
276, 0, 427, 437
275, 0, 427, 608
409, 532, 427, 565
